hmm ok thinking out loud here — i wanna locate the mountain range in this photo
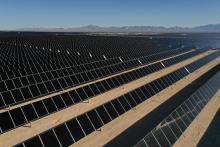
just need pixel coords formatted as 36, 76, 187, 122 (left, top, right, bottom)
10, 23, 220, 33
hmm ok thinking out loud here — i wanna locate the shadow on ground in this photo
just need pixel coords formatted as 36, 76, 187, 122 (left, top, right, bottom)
197, 108, 220, 147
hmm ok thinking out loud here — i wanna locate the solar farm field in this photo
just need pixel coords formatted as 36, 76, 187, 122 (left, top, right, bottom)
0, 33, 220, 147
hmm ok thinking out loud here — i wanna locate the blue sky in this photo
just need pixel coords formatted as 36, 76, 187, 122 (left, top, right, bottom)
0, 0, 220, 29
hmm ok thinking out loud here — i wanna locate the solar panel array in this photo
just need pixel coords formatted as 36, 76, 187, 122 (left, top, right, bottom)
14, 51, 220, 147
0, 43, 189, 109
134, 71, 220, 147
0, 34, 219, 147
0, 49, 208, 133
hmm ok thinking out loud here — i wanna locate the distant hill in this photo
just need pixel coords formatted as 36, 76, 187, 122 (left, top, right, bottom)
14, 23, 220, 32
193, 24, 220, 32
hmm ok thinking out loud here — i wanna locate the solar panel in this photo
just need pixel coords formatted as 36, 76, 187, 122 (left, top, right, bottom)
96, 106, 112, 124
77, 114, 95, 135
53, 124, 74, 146
40, 130, 61, 147
33, 101, 48, 117
111, 99, 126, 115
21, 104, 38, 122
117, 96, 131, 111
52, 95, 66, 110
104, 102, 119, 119
24, 137, 43, 147
66, 119, 85, 142
0, 112, 15, 132
87, 110, 103, 129
10, 108, 27, 127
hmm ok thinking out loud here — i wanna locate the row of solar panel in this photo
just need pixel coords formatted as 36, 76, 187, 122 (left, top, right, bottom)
0, 50, 197, 133
131, 48, 187, 66
186, 51, 220, 73
14, 52, 220, 147
162, 49, 203, 67
135, 73, 220, 147
0, 49, 201, 109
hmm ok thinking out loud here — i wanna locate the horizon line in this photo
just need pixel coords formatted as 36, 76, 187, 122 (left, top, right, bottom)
0, 23, 220, 31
